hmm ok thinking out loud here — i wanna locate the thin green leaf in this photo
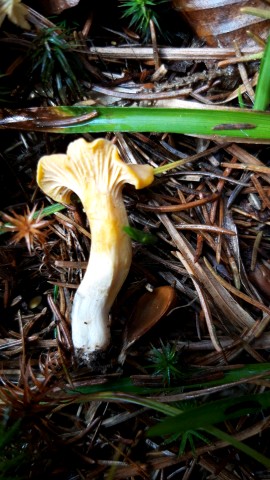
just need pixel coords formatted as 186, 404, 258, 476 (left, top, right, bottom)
208, 425, 270, 469
182, 363, 270, 389
147, 390, 270, 437
178, 430, 210, 456
70, 364, 270, 398
123, 225, 157, 244
237, 87, 245, 108
241, 7, 270, 20
68, 382, 270, 468
254, 35, 270, 110
0, 420, 21, 450
71, 390, 181, 416
69, 376, 165, 396
0, 105, 270, 143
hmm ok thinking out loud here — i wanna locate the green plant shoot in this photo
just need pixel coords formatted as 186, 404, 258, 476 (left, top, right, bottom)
123, 225, 157, 244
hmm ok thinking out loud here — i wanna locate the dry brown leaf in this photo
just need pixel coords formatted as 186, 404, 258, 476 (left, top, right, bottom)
121, 286, 177, 352
173, 0, 270, 48
37, 0, 81, 15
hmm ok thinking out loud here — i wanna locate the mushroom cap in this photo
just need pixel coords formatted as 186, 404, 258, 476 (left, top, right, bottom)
36, 138, 154, 205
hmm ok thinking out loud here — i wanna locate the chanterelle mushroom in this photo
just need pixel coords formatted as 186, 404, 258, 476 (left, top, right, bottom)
37, 138, 154, 363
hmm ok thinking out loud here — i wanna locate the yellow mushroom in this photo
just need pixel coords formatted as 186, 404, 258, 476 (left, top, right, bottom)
37, 138, 154, 363
0, 0, 30, 29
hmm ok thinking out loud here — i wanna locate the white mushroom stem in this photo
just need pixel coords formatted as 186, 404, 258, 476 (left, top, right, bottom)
36, 138, 154, 363
71, 190, 132, 356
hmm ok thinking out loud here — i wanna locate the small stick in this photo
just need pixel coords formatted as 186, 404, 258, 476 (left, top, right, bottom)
149, 18, 160, 70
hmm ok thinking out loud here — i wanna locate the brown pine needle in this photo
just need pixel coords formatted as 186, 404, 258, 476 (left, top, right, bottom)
174, 224, 236, 236
221, 163, 270, 174
250, 231, 263, 272
176, 251, 222, 352
251, 174, 270, 210
204, 257, 270, 317
137, 193, 220, 213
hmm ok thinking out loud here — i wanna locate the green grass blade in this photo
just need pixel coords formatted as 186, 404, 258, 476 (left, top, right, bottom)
241, 7, 270, 20
208, 425, 270, 469
69, 364, 270, 398
35, 203, 66, 217
0, 105, 270, 142
123, 225, 158, 244
69, 376, 170, 397
147, 390, 270, 437
254, 35, 270, 111
68, 382, 270, 468
72, 391, 181, 416
183, 363, 270, 389
0, 420, 21, 449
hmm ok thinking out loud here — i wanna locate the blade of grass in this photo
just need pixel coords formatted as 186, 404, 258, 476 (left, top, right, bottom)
34, 203, 66, 217
238, 87, 245, 108
254, 35, 270, 111
0, 419, 21, 449
0, 105, 270, 142
207, 425, 270, 468
67, 390, 182, 416
146, 392, 270, 468
241, 7, 270, 20
185, 363, 270, 389
68, 386, 270, 468
147, 390, 270, 437
69, 363, 270, 399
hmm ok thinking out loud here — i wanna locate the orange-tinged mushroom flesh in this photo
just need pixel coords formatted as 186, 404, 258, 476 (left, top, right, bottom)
37, 137, 154, 363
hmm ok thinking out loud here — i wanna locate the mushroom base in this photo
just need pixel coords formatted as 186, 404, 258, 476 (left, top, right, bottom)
74, 347, 111, 371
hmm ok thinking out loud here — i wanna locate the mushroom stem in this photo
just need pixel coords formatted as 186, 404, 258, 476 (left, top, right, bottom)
72, 193, 132, 359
